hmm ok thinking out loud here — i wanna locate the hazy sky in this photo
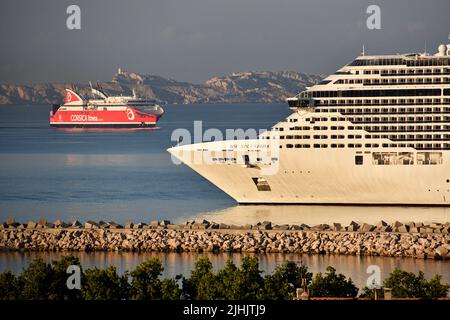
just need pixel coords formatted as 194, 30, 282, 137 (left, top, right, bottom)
0, 0, 449, 84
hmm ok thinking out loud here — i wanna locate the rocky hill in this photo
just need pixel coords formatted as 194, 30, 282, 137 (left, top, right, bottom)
0, 70, 322, 105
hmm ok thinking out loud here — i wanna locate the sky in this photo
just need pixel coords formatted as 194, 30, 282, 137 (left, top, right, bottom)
0, 0, 449, 84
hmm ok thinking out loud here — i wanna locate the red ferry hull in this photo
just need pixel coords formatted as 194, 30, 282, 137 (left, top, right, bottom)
50, 107, 161, 128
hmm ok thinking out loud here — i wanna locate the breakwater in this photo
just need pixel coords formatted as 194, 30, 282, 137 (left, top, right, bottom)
1, 219, 449, 259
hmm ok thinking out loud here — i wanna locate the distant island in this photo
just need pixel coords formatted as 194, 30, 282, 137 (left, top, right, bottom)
0, 69, 322, 105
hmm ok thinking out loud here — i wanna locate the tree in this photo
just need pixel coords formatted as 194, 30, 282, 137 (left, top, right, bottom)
262, 261, 313, 300
215, 260, 239, 299
82, 266, 124, 300
48, 255, 83, 300
262, 272, 292, 300
19, 258, 54, 300
0, 271, 21, 300
161, 278, 182, 300
383, 269, 449, 298
309, 266, 358, 298
234, 256, 264, 299
182, 256, 218, 299
129, 258, 164, 299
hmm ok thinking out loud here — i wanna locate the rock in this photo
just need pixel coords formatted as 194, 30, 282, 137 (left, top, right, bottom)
258, 221, 272, 230
397, 226, 408, 233
150, 220, 159, 228
360, 223, 375, 232
5, 218, 18, 226
70, 220, 82, 228
391, 221, 403, 228
108, 221, 123, 229
133, 222, 146, 229
53, 219, 67, 228
219, 223, 230, 229
273, 224, 289, 230
434, 246, 448, 259
124, 222, 134, 229
332, 223, 342, 231
160, 220, 171, 226
26, 221, 37, 229
377, 220, 388, 227
85, 221, 99, 229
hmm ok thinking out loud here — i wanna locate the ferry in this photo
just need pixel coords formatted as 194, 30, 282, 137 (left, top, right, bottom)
50, 85, 164, 128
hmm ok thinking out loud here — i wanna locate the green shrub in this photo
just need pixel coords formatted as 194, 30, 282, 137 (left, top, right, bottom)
383, 268, 449, 298
262, 261, 312, 300
0, 271, 21, 300
308, 266, 358, 298
82, 266, 125, 300
19, 258, 53, 300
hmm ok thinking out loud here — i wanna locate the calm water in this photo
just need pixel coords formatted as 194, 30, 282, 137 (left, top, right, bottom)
0, 104, 448, 285
0, 104, 288, 223
0, 251, 448, 290
0, 104, 448, 225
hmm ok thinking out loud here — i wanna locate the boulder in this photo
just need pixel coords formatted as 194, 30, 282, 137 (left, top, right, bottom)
273, 224, 289, 230
160, 220, 171, 226
5, 218, 18, 226
53, 219, 67, 228
258, 221, 272, 230
219, 223, 230, 229
71, 220, 82, 228
124, 222, 134, 229
332, 223, 342, 231
26, 221, 37, 229
150, 220, 159, 228
434, 246, 448, 259
360, 223, 375, 232
377, 220, 388, 228
391, 221, 403, 228
85, 221, 99, 229
108, 221, 123, 229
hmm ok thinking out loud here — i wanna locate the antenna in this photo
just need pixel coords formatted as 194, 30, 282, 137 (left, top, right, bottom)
424, 40, 427, 54
362, 44, 365, 56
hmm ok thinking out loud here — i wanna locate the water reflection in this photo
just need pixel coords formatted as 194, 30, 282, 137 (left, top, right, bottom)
1, 251, 448, 290
191, 204, 450, 225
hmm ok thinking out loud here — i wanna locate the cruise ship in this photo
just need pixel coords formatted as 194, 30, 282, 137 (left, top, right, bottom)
168, 41, 450, 205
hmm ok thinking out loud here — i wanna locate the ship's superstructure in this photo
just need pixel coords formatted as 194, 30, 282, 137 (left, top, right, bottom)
169, 41, 450, 205
50, 85, 164, 128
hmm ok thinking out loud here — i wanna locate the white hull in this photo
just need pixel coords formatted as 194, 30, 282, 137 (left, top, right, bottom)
169, 43, 450, 206
168, 140, 450, 205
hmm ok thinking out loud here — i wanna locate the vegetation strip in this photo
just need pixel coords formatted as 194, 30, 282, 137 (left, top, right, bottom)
0, 256, 448, 300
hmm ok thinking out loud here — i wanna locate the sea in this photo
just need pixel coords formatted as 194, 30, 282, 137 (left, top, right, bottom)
0, 104, 448, 287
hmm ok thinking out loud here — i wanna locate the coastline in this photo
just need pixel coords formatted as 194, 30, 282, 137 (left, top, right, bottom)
1, 219, 448, 260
